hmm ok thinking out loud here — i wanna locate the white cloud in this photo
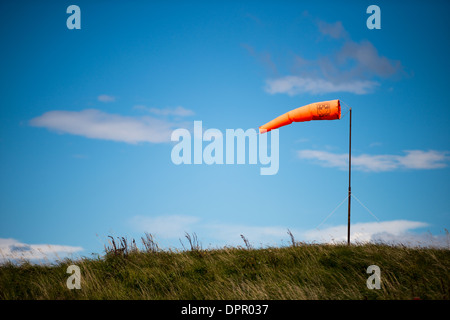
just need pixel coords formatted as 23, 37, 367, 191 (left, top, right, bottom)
29, 109, 181, 144
305, 220, 428, 243
0, 238, 83, 264
298, 149, 449, 172
397, 150, 449, 169
303, 220, 449, 248
204, 220, 448, 248
97, 94, 116, 103
129, 215, 448, 249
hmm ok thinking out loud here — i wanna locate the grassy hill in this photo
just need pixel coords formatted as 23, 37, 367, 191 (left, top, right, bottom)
1, 234, 449, 300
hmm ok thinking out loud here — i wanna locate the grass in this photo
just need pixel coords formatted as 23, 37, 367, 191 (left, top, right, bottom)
0, 232, 449, 300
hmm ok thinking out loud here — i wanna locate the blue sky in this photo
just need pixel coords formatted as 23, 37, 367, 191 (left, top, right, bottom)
1, 1, 449, 263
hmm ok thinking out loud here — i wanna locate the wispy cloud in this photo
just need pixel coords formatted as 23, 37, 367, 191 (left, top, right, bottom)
298, 149, 449, 172
335, 40, 401, 79
129, 214, 294, 247
72, 154, 89, 159
369, 142, 383, 148
0, 238, 83, 264
134, 105, 195, 117
241, 43, 278, 76
29, 109, 183, 144
97, 94, 116, 103
204, 223, 289, 247
262, 19, 402, 95
317, 20, 349, 40
130, 215, 200, 239
265, 76, 378, 95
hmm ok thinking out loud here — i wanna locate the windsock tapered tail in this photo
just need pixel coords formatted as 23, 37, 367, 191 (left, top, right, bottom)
259, 99, 341, 133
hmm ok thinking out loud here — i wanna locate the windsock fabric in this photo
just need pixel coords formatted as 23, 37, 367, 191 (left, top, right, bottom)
259, 99, 341, 133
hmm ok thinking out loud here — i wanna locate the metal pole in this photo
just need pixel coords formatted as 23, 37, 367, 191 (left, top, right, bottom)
347, 108, 352, 245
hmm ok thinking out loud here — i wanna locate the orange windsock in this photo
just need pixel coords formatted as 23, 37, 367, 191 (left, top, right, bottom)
259, 99, 341, 133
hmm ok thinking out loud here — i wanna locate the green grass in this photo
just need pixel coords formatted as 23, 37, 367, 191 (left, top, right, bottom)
1, 233, 449, 300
